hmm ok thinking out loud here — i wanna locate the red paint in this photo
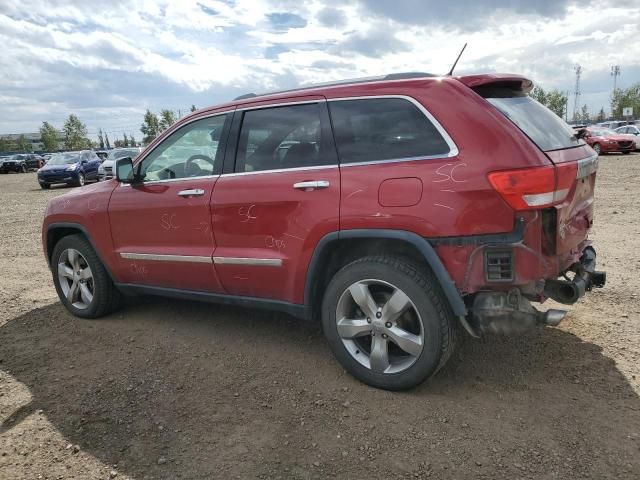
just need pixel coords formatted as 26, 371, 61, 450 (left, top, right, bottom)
581, 127, 635, 153
42, 73, 600, 304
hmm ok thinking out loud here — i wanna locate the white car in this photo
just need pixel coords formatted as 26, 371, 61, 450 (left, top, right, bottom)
98, 148, 142, 181
614, 125, 640, 151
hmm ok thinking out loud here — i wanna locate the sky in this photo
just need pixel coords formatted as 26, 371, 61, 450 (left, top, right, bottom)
1, 0, 639, 140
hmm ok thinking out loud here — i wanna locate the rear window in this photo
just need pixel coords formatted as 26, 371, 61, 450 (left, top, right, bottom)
483, 93, 583, 151
328, 98, 450, 164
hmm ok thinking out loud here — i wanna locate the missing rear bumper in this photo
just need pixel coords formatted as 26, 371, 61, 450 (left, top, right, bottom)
544, 246, 606, 304
468, 289, 567, 336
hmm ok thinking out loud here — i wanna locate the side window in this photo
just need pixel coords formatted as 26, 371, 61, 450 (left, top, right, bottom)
235, 103, 332, 172
139, 114, 228, 182
328, 98, 451, 164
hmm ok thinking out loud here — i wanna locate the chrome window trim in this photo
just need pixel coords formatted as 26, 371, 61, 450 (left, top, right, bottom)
213, 257, 283, 267
237, 99, 324, 112
221, 164, 338, 178
120, 253, 212, 264
327, 94, 459, 163
119, 174, 219, 187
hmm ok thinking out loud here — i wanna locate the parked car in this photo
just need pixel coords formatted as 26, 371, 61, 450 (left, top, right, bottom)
98, 147, 142, 181
14, 153, 45, 170
95, 150, 109, 161
596, 120, 627, 130
37, 151, 102, 188
578, 127, 635, 154
615, 125, 640, 150
42, 72, 605, 390
0, 154, 28, 173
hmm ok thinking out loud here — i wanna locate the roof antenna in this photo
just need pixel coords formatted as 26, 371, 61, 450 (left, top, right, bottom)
447, 43, 467, 76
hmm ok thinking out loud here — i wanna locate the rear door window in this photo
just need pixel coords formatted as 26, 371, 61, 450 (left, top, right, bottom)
328, 97, 451, 164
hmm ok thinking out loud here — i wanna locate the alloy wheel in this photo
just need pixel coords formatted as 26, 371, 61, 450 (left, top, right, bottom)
335, 279, 424, 374
78, 173, 85, 186
593, 143, 601, 154
57, 248, 94, 310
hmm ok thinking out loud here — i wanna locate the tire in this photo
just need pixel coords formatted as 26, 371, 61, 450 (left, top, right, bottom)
76, 173, 85, 187
592, 143, 601, 155
20, 164, 27, 173
321, 255, 457, 390
40, 183, 50, 189
623, 151, 631, 155
51, 234, 122, 319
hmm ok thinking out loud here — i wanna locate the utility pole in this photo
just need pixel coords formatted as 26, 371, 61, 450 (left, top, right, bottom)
611, 65, 620, 120
573, 65, 582, 123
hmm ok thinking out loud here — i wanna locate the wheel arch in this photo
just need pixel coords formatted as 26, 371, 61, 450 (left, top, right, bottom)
304, 229, 467, 320
46, 223, 116, 281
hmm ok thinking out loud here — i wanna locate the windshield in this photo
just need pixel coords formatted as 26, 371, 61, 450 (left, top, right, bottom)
590, 128, 616, 136
484, 94, 584, 151
47, 152, 82, 165
12, 154, 27, 160
107, 149, 139, 160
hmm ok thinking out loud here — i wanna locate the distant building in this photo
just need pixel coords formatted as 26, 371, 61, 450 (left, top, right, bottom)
0, 131, 65, 152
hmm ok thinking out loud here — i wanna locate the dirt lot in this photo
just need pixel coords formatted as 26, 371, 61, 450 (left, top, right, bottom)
0, 154, 639, 480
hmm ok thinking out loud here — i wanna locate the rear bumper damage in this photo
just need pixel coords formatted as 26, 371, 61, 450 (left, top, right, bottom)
467, 246, 606, 336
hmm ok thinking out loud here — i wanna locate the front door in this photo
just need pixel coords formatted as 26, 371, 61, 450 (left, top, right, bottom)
108, 112, 232, 292
211, 99, 340, 303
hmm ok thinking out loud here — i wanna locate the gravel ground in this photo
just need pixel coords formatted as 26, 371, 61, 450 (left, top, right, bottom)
0, 155, 639, 480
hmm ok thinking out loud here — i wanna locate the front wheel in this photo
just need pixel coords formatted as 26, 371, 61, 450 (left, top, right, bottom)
51, 234, 122, 318
20, 164, 27, 173
622, 151, 631, 155
40, 183, 50, 189
76, 173, 85, 187
592, 143, 601, 155
321, 256, 456, 390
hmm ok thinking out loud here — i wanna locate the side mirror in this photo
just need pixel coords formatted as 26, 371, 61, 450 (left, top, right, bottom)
115, 157, 135, 183
575, 128, 588, 139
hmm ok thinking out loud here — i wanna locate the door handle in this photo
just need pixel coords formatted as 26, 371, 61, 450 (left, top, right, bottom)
178, 188, 205, 197
293, 180, 330, 190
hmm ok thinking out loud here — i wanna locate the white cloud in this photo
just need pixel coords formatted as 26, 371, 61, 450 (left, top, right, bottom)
0, 0, 638, 138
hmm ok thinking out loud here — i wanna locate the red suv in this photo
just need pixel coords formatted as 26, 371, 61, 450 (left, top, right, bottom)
42, 73, 605, 390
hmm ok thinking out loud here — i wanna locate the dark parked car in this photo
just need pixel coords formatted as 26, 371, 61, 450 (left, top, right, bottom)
42, 72, 605, 390
37, 151, 102, 188
0, 154, 29, 173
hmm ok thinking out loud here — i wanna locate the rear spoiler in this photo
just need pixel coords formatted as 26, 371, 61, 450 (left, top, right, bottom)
456, 74, 533, 94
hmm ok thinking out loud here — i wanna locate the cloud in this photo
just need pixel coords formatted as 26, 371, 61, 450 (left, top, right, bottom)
0, 0, 638, 140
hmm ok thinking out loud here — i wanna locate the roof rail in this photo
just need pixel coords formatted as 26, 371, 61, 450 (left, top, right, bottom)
231, 72, 436, 102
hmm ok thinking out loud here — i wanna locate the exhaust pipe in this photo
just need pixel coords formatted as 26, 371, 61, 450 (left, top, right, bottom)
544, 278, 584, 304
541, 309, 567, 326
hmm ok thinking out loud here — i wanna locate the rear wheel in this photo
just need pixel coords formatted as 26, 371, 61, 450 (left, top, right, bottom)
321, 256, 456, 390
76, 173, 85, 187
20, 164, 27, 173
623, 151, 631, 155
51, 234, 122, 318
40, 183, 50, 189
592, 143, 601, 155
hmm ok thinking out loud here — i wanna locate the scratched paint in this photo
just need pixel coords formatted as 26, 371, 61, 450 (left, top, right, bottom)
238, 204, 257, 223
265, 235, 286, 251
160, 213, 180, 231
433, 163, 468, 183
129, 262, 148, 280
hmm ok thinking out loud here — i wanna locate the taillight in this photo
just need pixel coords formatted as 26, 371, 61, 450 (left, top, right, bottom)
488, 163, 577, 211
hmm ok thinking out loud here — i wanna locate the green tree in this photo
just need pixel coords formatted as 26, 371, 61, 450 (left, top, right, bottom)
63, 114, 90, 150
0, 137, 11, 152
544, 89, 568, 118
122, 133, 129, 147
530, 85, 547, 104
596, 107, 606, 122
611, 83, 640, 119
190, 104, 197, 112
159, 109, 177, 131
141, 109, 160, 144
40, 121, 59, 152
16, 135, 31, 152
128, 133, 137, 147
580, 104, 590, 123
113, 138, 124, 148
105, 133, 111, 149
98, 129, 105, 149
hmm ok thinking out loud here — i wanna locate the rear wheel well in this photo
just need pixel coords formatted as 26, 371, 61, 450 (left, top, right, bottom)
307, 238, 434, 320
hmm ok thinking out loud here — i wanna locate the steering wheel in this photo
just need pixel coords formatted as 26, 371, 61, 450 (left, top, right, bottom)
185, 154, 215, 177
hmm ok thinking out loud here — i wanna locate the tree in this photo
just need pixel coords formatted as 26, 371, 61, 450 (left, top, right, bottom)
544, 89, 568, 118
113, 138, 124, 148
580, 104, 590, 123
129, 133, 137, 147
16, 135, 31, 152
98, 129, 105, 149
141, 109, 160, 144
530, 86, 546, 105
105, 133, 111, 150
159, 109, 177, 131
63, 114, 90, 150
596, 107, 606, 122
611, 82, 640, 119
122, 133, 129, 147
0, 137, 11, 152
40, 122, 59, 152
190, 104, 197, 112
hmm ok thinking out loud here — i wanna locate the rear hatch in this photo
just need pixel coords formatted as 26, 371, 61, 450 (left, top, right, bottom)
460, 75, 597, 256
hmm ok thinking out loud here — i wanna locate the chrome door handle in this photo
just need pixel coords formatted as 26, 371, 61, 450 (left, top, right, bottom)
293, 180, 330, 190
178, 188, 205, 197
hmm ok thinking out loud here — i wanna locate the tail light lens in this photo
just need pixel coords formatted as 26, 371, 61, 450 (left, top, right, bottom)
488, 163, 577, 211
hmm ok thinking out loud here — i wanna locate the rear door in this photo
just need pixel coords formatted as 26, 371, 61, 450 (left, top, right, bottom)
211, 98, 340, 303
108, 113, 232, 292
